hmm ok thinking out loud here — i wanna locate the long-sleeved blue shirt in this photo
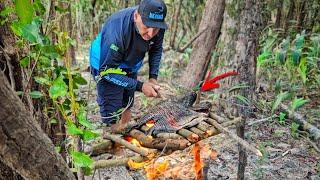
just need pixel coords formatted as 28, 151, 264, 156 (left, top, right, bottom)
92, 6, 165, 91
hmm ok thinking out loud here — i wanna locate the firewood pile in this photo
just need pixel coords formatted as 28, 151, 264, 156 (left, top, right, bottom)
89, 113, 262, 169
87, 91, 262, 169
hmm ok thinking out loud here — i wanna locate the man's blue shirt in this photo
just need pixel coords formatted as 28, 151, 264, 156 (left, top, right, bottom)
90, 7, 165, 90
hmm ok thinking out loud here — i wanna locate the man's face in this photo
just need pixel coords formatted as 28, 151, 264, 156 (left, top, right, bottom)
134, 11, 160, 41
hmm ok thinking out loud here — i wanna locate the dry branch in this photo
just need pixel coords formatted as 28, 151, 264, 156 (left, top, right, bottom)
197, 121, 219, 136
93, 155, 144, 169
178, 128, 200, 143
190, 127, 207, 139
85, 140, 113, 156
103, 133, 153, 157
156, 133, 184, 139
129, 129, 189, 150
208, 114, 262, 157
280, 104, 320, 141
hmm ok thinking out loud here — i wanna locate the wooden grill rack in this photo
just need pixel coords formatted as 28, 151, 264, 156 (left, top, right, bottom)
89, 113, 262, 169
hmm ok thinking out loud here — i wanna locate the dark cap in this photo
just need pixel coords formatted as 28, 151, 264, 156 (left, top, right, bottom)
138, 0, 168, 29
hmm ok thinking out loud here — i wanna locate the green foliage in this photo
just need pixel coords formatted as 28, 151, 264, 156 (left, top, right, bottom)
291, 97, 309, 111
290, 122, 300, 138
49, 76, 68, 99
29, 91, 43, 99
71, 151, 94, 168
278, 112, 286, 124
9, 0, 97, 175
14, 0, 34, 25
272, 91, 291, 113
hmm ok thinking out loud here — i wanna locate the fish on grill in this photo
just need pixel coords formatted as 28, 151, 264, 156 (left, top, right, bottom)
124, 92, 209, 135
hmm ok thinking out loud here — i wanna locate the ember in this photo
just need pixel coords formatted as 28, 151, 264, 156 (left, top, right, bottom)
145, 160, 169, 180
146, 120, 156, 128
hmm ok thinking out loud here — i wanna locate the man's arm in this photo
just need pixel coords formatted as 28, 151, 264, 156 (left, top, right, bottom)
148, 30, 165, 81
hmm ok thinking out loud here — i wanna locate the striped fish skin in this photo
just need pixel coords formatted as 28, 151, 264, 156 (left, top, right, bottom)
124, 91, 201, 135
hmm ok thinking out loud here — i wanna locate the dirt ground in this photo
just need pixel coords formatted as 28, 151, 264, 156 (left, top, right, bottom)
78, 49, 320, 180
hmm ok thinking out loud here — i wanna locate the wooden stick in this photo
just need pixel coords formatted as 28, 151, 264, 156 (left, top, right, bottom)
221, 117, 242, 127
280, 104, 320, 141
190, 127, 207, 139
156, 133, 184, 139
206, 116, 262, 157
93, 155, 144, 169
129, 129, 189, 150
178, 128, 200, 143
85, 140, 113, 156
140, 125, 150, 133
103, 133, 152, 157
197, 121, 219, 136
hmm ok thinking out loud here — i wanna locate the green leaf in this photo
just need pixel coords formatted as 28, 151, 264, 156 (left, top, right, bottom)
234, 95, 250, 106
298, 58, 307, 84
16, 91, 23, 96
10, 21, 23, 36
77, 108, 93, 129
15, 0, 34, 25
34, 76, 51, 85
291, 97, 309, 111
55, 146, 61, 153
291, 122, 300, 138
0, 6, 14, 17
49, 76, 68, 99
66, 122, 83, 136
71, 151, 93, 168
81, 130, 99, 141
29, 91, 43, 98
272, 92, 291, 113
294, 31, 305, 49
20, 57, 30, 67
291, 48, 301, 66
20, 21, 43, 44
73, 74, 87, 85
50, 119, 58, 125
33, 0, 45, 15
278, 112, 286, 124
275, 50, 286, 64
100, 68, 127, 77
257, 51, 271, 66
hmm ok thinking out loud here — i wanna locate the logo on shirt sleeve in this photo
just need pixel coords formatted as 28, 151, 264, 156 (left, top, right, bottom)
110, 44, 119, 52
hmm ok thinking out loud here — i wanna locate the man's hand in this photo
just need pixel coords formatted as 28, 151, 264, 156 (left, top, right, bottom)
142, 81, 160, 97
148, 78, 158, 85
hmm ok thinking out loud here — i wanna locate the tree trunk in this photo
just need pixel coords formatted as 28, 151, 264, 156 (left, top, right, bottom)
275, 0, 283, 28
180, 0, 225, 89
59, 2, 76, 66
0, 71, 76, 180
169, 0, 182, 49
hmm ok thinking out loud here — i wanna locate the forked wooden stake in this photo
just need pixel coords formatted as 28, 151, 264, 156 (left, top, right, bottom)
208, 113, 262, 157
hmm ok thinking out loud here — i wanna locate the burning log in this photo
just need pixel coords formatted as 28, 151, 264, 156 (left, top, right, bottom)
93, 155, 144, 169
103, 133, 155, 157
156, 133, 184, 139
178, 128, 200, 143
196, 121, 219, 136
129, 129, 190, 150
189, 127, 207, 139
206, 115, 262, 157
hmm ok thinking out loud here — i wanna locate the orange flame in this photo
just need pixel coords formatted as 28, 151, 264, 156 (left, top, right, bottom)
146, 120, 156, 128
192, 143, 202, 180
128, 159, 150, 169
145, 160, 169, 180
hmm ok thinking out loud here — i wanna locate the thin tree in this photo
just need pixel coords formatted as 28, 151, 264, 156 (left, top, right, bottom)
180, 0, 225, 89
